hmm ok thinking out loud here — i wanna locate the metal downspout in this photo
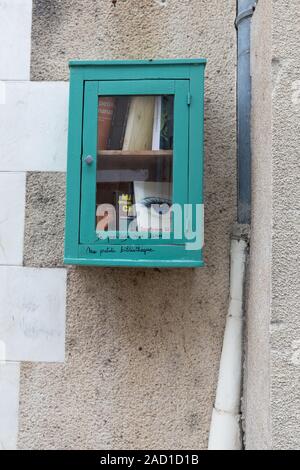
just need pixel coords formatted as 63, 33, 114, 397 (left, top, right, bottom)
236, 0, 256, 224
208, 1, 256, 450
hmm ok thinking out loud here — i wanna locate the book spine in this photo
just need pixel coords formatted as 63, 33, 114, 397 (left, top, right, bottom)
98, 97, 115, 151
119, 98, 130, 150
122, 96, 155, 151
152, 96, 162, 150
107, 97, 130, 150
160, 96, 174, 150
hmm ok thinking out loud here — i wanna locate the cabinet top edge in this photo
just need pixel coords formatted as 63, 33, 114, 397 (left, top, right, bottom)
69, 58, 207, 67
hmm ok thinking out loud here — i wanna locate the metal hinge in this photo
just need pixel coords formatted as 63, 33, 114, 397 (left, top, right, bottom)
187, 92, 191, 106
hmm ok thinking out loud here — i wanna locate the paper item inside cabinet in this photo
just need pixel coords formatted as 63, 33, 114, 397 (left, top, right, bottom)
134, 181, 172, 233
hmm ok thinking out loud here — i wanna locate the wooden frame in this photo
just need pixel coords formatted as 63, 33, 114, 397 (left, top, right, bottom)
64, 59, 206, 267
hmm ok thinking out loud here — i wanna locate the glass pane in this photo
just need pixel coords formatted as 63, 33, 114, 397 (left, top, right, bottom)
96, 95, 174, 236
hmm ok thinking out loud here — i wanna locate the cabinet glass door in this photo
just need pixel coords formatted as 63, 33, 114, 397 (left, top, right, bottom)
80, 80, 189, 244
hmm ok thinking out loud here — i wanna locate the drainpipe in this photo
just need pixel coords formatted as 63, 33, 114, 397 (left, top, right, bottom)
208, 0, 256, 450
236, 0, 256, 224
208, 233, 248, 450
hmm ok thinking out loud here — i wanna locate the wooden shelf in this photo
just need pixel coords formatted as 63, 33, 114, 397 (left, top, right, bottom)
98, 150, 173, 157
96, 150, 173, 183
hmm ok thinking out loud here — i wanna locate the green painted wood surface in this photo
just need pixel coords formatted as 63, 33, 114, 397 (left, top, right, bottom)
64, 67, 84, 260
69, 59, 207, 66
64, 59, 206, 267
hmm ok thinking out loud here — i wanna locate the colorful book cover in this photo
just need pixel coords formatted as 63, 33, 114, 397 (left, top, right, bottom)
114, 187, 135, 231
97, 96, 115, 151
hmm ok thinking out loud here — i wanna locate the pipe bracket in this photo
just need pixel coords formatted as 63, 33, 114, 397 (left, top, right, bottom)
235, 4, 256, 29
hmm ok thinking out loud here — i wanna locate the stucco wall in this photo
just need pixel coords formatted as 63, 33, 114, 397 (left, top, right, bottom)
244, 0, 272, 449
270, 0, 300, 450
18, 0, 237, 449
245, 0, 300, 449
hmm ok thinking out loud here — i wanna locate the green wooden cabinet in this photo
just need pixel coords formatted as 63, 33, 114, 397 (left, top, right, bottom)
64, 59, 206, 267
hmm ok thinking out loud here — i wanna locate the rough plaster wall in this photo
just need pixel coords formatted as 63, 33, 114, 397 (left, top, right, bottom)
23, 173, 66, 268
246, 0, 300, 449
270, 0, 300, 450
30, 0, 236, 82
18, 0, 237, 449
244, 0, 272, 449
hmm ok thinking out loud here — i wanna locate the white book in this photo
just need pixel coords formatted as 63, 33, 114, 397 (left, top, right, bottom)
152, 96, 162, 150
134, 181, 172, 233
122, 96, 155, 151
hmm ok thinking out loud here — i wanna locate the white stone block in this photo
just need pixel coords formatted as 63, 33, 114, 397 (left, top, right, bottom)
0, 172, 26, 266
0, 267, 66, 362
0, 362, 20, 450
0, 81, 69, 172
0, 0, 32, 80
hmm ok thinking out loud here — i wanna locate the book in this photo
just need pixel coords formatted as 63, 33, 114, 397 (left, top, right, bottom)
107, 97, 130, 150
97, 97, 115, 151
152, 96, 162, 150
114, 187, 135, 231
133, 181, 172, 233
160, 95, 174, 150
122, 96, 156, 151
